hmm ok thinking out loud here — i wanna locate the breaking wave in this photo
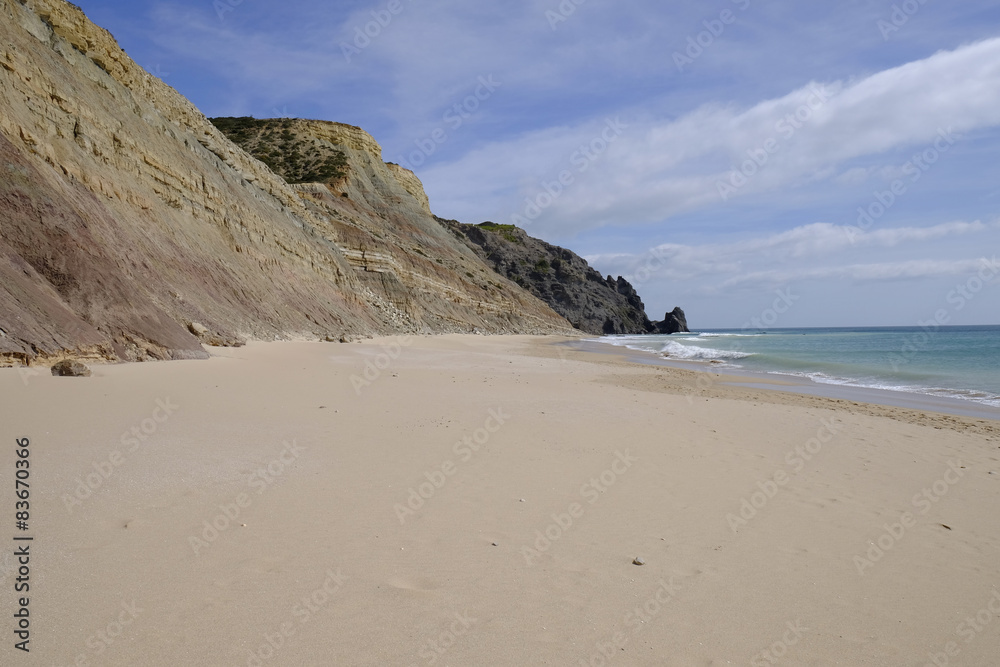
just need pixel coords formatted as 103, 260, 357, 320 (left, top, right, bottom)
657, 341, 752, 361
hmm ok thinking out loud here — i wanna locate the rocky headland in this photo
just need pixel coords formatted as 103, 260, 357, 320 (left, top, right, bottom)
439, 220, 688, 335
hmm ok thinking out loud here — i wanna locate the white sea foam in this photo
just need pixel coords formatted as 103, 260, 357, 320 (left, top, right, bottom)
696, 332, 761, 338
767, 371, 1000, 408
658, 341, 752, 361
594, 333, 1000, 408
595, 336, 753, 362
591, 336, 648, 348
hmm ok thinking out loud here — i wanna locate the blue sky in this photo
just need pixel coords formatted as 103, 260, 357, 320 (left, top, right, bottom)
74, 0, 1000, 327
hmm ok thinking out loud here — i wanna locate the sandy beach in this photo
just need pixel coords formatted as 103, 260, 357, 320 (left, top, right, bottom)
2, 334, 999, 666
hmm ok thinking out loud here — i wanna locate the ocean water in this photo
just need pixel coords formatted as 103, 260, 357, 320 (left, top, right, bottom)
597, 326, 1000, 408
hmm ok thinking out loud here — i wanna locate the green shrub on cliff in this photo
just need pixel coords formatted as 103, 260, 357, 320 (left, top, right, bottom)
209, 116, 348, 185
478, 222, 521, 244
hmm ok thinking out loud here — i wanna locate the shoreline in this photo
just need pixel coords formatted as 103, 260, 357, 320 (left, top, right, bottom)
566, 336, 1000, 422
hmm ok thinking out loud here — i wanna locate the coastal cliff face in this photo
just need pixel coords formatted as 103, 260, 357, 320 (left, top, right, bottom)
0, 0, 571, 364
215, 117, 563, 336
439, 220, 656, 335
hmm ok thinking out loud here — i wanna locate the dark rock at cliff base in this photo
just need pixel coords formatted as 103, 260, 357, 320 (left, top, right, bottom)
654, 307, 689, 334
51, 360, 91, 377
439, 219, 657, 335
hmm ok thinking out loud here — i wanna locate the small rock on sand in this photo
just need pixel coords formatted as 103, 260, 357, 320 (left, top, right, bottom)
51, 360, 91, 377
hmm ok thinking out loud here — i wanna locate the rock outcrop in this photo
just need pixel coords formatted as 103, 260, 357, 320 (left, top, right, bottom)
0, 0, 572, 366
654, 307, 690, 334
439, 220, 656, 335
50, 359, 90, 376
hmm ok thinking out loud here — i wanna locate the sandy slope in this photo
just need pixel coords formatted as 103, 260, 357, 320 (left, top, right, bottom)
1, 335, 998, 666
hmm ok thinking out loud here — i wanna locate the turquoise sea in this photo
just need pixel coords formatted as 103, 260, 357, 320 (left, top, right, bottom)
597, 325, 1000, 409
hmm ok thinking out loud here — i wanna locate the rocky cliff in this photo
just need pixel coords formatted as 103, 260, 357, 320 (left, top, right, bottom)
0, 0, 572, 365
654, 307, 690, 334
439, 220, 657, 335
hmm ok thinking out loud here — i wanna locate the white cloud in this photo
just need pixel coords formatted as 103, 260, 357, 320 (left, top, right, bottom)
717, 258, 996, 291
421, 37, 1000, 235
586, 220, 999, 291
860, 220, 995, 247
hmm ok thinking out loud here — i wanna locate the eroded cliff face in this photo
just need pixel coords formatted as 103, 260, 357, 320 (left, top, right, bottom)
0, 0, 571, 364
251, 118, 569, 334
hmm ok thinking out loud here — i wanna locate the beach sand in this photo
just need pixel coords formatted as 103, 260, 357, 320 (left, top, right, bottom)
2, 334, 999, 666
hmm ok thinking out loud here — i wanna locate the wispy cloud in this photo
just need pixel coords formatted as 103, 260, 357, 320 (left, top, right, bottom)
589, 220, 999, 280
718, 258, 996, 291
421, 38, 1000, 236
